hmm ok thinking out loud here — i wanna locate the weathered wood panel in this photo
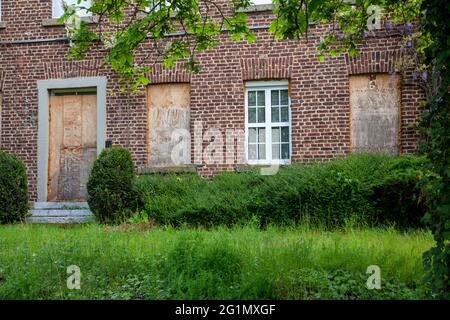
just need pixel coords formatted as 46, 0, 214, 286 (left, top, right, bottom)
350, 74, 400, 155
48, 96, 64, 202
147, 83, 191, 166
59, 148, 82, 200
80, 147, 97, 199
48, 94, 97, 201
63, 96, 82, 147
81, 95, 97, 148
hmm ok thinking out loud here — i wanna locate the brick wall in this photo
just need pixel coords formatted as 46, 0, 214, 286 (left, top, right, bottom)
0, 1, 424, 201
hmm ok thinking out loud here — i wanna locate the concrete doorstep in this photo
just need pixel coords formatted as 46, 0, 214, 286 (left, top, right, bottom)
27, 202, 95, 224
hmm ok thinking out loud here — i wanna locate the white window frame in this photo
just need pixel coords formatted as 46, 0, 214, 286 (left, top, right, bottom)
245, 80, 292, 166
249, 0, 273, 5
52, 0, 92, 19
144, 1, 177, 14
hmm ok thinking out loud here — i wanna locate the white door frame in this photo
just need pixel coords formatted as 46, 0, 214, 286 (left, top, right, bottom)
36, 77, 107, 202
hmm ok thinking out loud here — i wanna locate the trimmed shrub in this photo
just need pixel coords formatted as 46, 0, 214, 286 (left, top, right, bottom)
0, 150, 29, 224
87, 146, 136, 224
134, 154, 429, 229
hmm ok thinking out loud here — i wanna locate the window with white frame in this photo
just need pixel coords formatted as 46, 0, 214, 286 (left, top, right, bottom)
145, 0, 165, 11
52, 0, 92, 19
245, 81, 291, 164
250, 0, 273, 5
144, 1, 176, 14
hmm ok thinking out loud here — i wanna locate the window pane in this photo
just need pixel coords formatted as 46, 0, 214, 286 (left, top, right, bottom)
281, 127, 289, 142
251, 0, 273, 5
280, 90, 289, 105
271, 90, 279, 106
258, 144, 266, 160
272, 144, 280, 160
272, 127, 280, 143
248, 128, 257, 143
280, 106, 289, 122
257, 91, 265, 106
271, 107, 279, 122
248, 91, 256, 106
248, 108, 256, 123
246, 83, 289, 163
53, 0, 92, 18
248, 144, 257, 160
257, 107, 265, 123
258, 128, 266, 143
281, 144, 290, 159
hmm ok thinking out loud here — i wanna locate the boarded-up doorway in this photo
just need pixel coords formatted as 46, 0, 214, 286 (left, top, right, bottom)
350, 74, 400, 155
147, 83, 191, 166
48, 90, 97, 201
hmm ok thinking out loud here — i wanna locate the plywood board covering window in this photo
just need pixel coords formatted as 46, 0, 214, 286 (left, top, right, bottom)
350, 74, 400, 155
147, 83, 191, 167
48, 93, 97, 201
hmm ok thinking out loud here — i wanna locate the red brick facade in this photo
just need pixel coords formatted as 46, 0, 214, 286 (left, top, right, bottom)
0, 1, 424, 201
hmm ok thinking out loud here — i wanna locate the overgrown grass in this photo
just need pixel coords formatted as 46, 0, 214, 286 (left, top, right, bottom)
0, 224, 434, 299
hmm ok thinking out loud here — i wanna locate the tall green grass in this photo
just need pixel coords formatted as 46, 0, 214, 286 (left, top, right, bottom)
0, 224, 433, 299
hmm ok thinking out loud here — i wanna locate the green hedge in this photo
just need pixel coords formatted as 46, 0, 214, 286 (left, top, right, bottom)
87, 146, 137, 224
134, 154, 428, 229
0, 150, 29, 224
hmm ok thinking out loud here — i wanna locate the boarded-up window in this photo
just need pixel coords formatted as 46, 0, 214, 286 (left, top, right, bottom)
147, 83, 191, 166
48, 92, 97, 201
350, 74, 400, 155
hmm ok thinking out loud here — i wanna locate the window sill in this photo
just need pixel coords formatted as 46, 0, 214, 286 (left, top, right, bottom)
236, 4, 274, 13
137, 164, 198, 175
137, 11, 178, 19
236, 162, 290, 172
246, 161, 291, 165
42, 16, 98, 27
0, 21, 5, 29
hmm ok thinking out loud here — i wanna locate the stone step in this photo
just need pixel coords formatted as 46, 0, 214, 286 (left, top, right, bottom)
33, 202, 90, 210
27, 208, 94, 224
26, 215, 95, 224
29, 209, 92, 217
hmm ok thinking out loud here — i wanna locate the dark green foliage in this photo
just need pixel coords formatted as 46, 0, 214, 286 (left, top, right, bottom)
280, 268, 422, 300
371, 156, 428, 228
87, 146, 136, 224
0, 151, 29, 224
419, 0, 450, 300
135, 154, 428, 229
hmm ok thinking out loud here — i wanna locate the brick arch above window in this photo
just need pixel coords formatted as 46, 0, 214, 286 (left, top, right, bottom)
345, 50, 401, 75
43, 60, 102, 79
146, 63, 191, 84
240, 57, 293, 81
